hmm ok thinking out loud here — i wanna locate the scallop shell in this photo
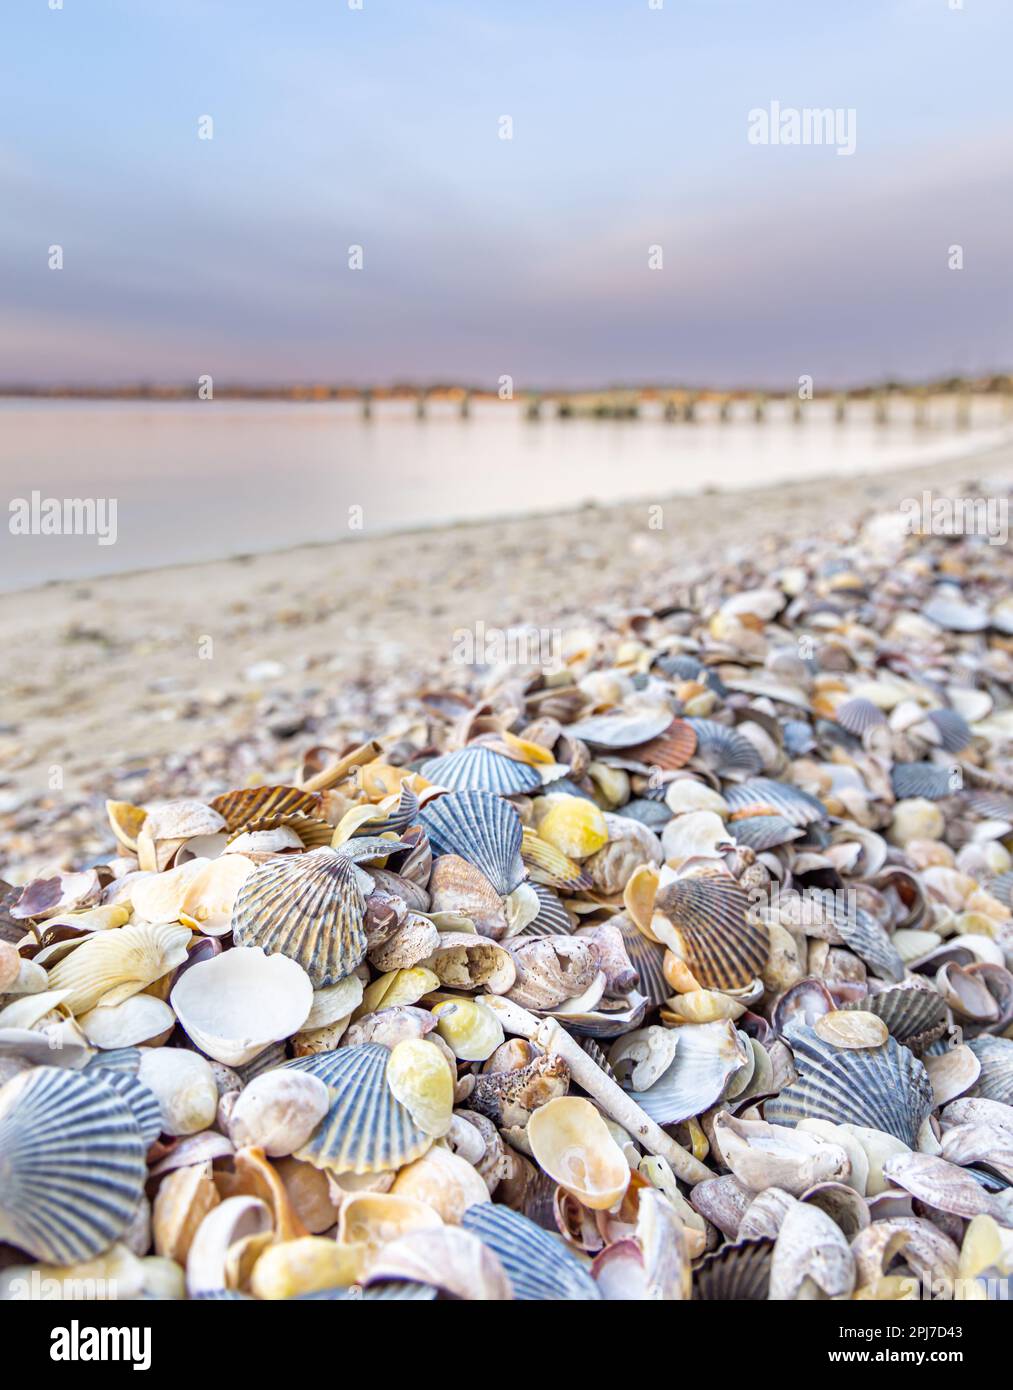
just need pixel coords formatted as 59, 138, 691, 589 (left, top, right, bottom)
350, 783, 421, 839
566, 707, 674, 749
621, 718, 698, 771
232, 847, 367, 988
891, 762, 955, 801
88, 1070, 163, 1148
693, 1236, 773, 1300
78, 994, 176, 1049
826, 902, 906, 983
766, 1026, 934, 1146
0, 1067, 146, 1262
727, 814, 803, 851
419, 746, 541, 795
653, 877, 767, 990
46, 922, 193, 1014
517, 883, 574, 939
460, 1201, 601, 1300
210, 785, 324, 834
170, 946, 314, 1066
843, 986, 948, 1055
684, 718, 763, 777
923, 590, 990, 633
284, 1043, 433, 1175
723, 777, 827, 827
521, 829, 592, 892
927, 707, 972, 753
615, 1019, 750, 1124
419, 790, 524, 895
969, 1036, 1013, 1106
616, 916, 668, 1007
835, 697, 888, 736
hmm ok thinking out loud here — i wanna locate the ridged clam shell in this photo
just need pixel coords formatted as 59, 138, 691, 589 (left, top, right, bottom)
655, 877, 767, 990
566, 708, 674, 749
85, 1047, 141, 1076
766, 1026, 934, 1146
419, 790, 524, 895
618, 1019, 751, 1124
989, 870, 1013, 909
419, 746, 541, 795
829, 904, 906, 983
284, 1044, 433, 1175
844, 986, 948, 1055
210, 785, 324, 834
232, 847, 367, 988
891, 762, 955, 802
620, 798, 673, 830
521, 829, 591, 892
685, 719, 763, 777
46, 922, 193, 1014
728, 814, 803, 851
694, 1236, 773, 1300
0, 1067, 146, 1262
352, 783, 420, 839
617, 918, 668, 1008
927, 707, 972, 753
724, 778, 827, 827
460, 1202, 601, 1300
835, 697, 888, 736
969, 1036, 1013, 1106
88, 1070, 163, 1147
517, 884, 574, 939
622, 719, 698, 770
782, 720, 817, 756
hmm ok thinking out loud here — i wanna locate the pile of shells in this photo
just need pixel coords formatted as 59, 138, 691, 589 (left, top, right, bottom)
1, 511, 1012, 1300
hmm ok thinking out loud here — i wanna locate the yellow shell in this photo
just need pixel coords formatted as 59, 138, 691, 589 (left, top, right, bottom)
46, 922, 192, 1014
527, 1096, 630, 1211
661, 989, 747, 1024
431, 998, 504, 1061
389, 1145, 490, 1224
356, 968, 440, 1018
385, 1039, 454, 1138
338, 1193, 442, 1267
250, 1237, 365, 1299
536, 797, 608, 861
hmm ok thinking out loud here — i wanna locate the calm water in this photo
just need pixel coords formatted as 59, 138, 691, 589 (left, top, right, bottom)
0, 397, 1008, 592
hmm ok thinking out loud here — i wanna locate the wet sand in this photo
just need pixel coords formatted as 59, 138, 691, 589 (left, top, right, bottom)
1, 442, 1009, 880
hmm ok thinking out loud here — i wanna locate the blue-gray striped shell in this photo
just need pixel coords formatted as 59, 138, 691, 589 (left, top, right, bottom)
0, 1066, 146, 1262
724, 777, 827, 827
300, 1282, 437, 1301
694, 1236, 773, 1300
84, 1047, 142, 1076
614, 1019, 751, 1124
87, 1070, 163, 1147
927, 707, 972, 753
419, 745, 541, 794
891, 762, 955, 801
729, 814, 803, 851
842, 986, 948, 1055
232, 847, 367, 988
684, 719, 763, 777
419, 789, 524, 895
824, 900, 905, 983
460, 1201, 601, 1300
351, 783, 420, 838
969, 1036, 1013, 1106
835, 697, 887, 737
765, 1026, 934, 1146
616, 916, 668, 1007
517, 883, 574, 939
283, 1044, 433, 1175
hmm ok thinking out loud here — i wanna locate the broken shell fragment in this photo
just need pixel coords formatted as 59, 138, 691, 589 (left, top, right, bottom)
527, 1096, 630, 1210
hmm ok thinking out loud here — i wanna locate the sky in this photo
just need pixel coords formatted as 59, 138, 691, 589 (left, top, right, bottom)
1, 0, 1011, 389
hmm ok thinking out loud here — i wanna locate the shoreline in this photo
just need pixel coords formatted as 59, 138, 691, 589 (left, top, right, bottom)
1, 440, 1010, 880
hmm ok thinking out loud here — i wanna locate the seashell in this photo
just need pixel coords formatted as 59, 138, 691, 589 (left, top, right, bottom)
250, 1236, 365, 1299
844, 986, 948, 1055
432, 997, 505, 1060
152, 1161, 220, 1263
78, 993, 175, 1049
662, 988, 747, 1025
507, 937, 598, 1010
617, 916, 668, 1007
940, 1123, 1013, 1183
419, 789, 524, 895
890, 797, 945, 845
738, 1185, 796, 1240
574, 923, 638, 996
852, 1215, 960, 1292
232, 847, 367, 988
622, 717, 698, 772
88, 1069, 163, 1148
0, 1067, 146, 1263
185, 1195, 274, 1296
713, 1113, 851, 1196
106, 799, 147, 854
210, 785, 323, 836
130, 858, 209, 923
338, 1193, 442, 1267
685, 718, 763, 777
769, 1199, 855, 1299
835, 697, 888, 736
527, 1096, 630, 1210
285, 1043, 433, 1175
615, 1020, 750, 1125
300, 975, 364, 1033
813, 1010, 889, 1049
883, 1151, 1013, 1221
171, 946, 312, 1066
468, 1051, 570, 1127
137, 800, 227, 871
969, 1035, 1013, 1105
428, 855, 508, 939
385, 1038, 454, 1137
138, 1047, 219, 1136
694, 1236, 773, 1300
521, 828, 592, 892
891, 762, 957, 802
661, 810, 735, 865
368, 913, 441, 972
582, 815, 663, 897
923, 588, 990, 632
461, 1200, 600, 1299
730, 815, 803, 851
419, 745, 541, 795
228, 1070, 330, 1156
766, 1026, 933, 1146
179, 855, 256, 936
536, 795, 609, 861
423, 931, 516, 993
357, 966, 440, 1017
724, 778, 827, 827
924, 1044, 981, 1108
389, 1143, 491, 1223
826, 903, 905, 983
652, 876, 767, 990
567, 707, 674, 749
367, 1226, 510, 1299
46, 922, 192, 1015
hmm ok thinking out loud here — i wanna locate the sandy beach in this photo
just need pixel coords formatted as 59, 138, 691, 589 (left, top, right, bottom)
1, 441, 1010, 881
